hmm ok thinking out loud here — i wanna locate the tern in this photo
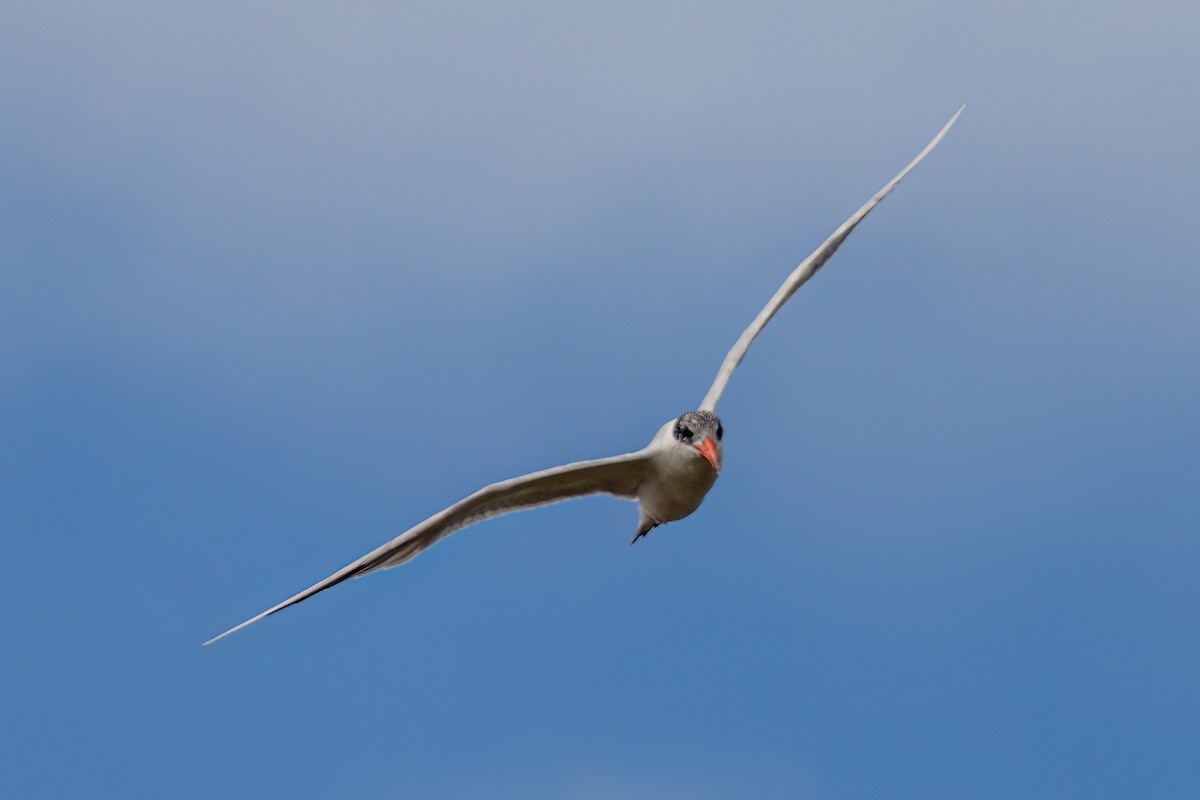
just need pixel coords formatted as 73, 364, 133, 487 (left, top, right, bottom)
205, 107, 962, 645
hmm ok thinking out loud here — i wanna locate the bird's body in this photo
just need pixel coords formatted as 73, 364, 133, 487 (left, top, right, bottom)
637, 413, 723, 532
205, 107, 962, 645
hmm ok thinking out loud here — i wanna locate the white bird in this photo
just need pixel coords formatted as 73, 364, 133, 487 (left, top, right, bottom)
205, 107, 963, 645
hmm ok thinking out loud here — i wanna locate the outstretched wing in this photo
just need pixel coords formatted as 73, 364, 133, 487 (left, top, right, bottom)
204, 450, 653, 644
699, 106, 963, 412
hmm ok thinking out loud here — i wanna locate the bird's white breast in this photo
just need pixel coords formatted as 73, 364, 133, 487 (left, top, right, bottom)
638, 433, 720, 523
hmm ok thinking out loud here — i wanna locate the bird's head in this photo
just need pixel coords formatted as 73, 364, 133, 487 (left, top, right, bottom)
672, 410, 723, 473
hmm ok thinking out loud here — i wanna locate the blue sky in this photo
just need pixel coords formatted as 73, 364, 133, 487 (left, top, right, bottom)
3, 3, 1197, 798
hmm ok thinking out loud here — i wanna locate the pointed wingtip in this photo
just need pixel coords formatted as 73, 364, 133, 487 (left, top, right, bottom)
202, 610, 271, 646
942, 105, 966, 135
928, 105, 965, 149
202, 624, 243, 647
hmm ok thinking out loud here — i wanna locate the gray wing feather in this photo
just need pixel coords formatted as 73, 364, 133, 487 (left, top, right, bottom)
699, 106, 963, 412
204, 450, 652, 644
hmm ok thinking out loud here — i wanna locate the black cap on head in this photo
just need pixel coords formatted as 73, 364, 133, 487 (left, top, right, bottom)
673, 410, 722, 443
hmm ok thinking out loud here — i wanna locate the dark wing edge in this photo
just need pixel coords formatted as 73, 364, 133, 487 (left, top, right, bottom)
202, 449, 652, 645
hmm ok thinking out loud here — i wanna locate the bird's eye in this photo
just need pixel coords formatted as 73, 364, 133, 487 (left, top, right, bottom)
716, 424, 723, 441
675, 424, 693, 441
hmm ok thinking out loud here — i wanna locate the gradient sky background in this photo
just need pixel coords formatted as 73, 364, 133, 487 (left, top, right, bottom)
3, 3, 1198, 798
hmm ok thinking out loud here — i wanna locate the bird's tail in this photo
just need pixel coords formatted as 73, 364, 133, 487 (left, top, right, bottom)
631, 509, 658, 544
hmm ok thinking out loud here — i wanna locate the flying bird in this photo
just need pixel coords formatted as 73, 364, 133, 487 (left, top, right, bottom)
205, 107, 963, 645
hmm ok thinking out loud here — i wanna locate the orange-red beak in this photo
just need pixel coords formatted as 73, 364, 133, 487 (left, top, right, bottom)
694, 438, 720, 473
